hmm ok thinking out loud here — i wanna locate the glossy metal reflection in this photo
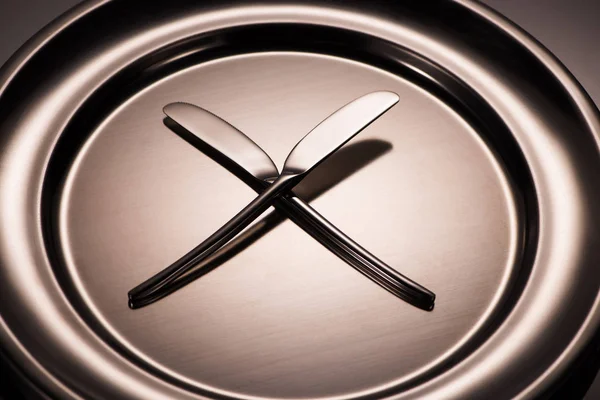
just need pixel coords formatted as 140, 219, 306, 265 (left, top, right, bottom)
1, 1, 599, 399
128, 102, 435, 310
128, 91, 410, 302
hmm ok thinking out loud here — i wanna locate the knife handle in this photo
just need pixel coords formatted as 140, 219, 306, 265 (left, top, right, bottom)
277, 195, 435, 310
128, 174, 296, 300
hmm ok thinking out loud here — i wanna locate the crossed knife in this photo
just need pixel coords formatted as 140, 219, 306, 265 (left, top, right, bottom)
129, 92, 435, 310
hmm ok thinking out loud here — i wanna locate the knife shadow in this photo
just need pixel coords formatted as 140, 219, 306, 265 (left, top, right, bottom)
129, 118, 392, 309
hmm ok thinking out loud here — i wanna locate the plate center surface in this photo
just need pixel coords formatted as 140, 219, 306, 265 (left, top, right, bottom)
59, 52, 519, 398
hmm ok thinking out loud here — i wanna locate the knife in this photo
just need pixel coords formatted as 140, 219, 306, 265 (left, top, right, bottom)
129, 92, 434, 309
134, 102, 436, 310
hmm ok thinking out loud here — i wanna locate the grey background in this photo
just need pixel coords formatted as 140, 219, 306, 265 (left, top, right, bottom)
0, 0, 598, 398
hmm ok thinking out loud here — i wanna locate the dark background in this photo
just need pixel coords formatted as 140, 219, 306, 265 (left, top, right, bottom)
0, 0, 598, 398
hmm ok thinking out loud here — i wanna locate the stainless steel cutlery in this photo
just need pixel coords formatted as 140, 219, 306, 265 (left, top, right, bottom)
129, 92, 435, 310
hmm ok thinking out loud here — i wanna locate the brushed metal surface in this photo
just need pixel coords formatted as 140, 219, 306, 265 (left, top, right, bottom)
0, 1, 599, 399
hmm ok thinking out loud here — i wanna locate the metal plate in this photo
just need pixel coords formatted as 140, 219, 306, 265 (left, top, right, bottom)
0, 1, 599, 399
